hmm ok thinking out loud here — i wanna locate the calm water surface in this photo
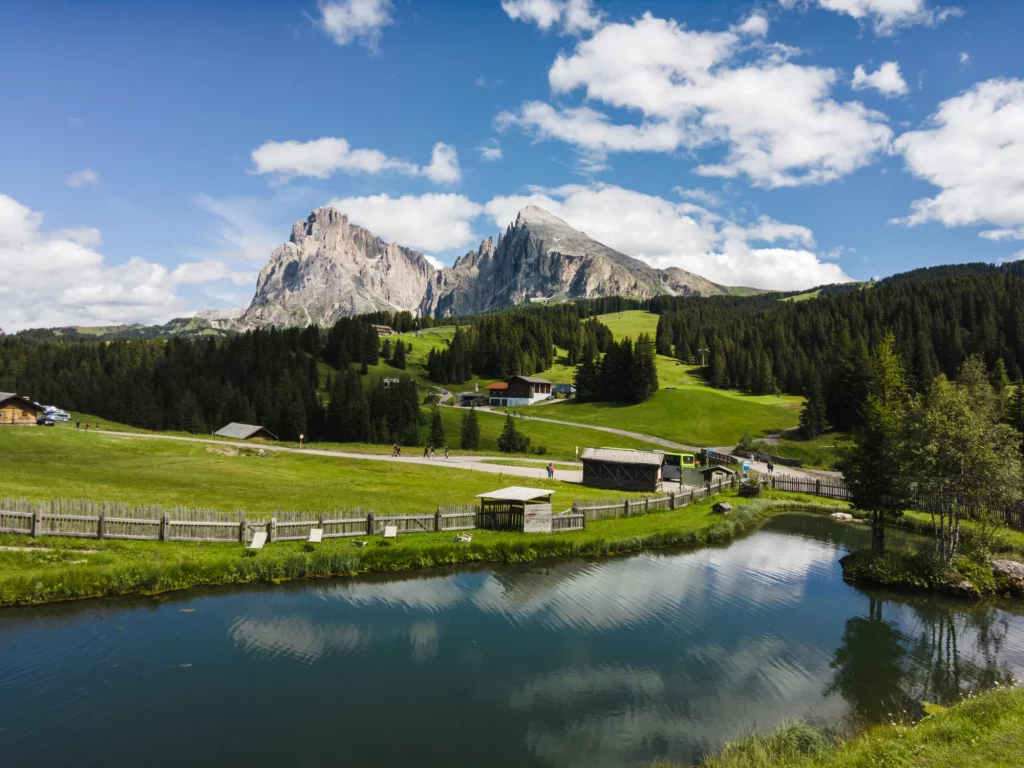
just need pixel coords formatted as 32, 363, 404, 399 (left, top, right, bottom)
2, 515, 1023, 768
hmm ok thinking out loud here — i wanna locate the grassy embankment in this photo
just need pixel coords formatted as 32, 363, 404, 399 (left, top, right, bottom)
661, 685, 1024, 768
0, 426, 854, 605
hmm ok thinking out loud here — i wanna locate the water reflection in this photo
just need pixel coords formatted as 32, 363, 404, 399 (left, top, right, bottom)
3, 514, 1023, 768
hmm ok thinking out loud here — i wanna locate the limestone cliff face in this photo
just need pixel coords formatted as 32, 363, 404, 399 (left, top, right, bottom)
240, 205, 726, 327
240, 207, 437, 327
419, 206, 725, 317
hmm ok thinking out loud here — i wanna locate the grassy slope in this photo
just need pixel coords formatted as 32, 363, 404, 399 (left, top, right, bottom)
0, 428, 637, 514
685, 685, 1024, 768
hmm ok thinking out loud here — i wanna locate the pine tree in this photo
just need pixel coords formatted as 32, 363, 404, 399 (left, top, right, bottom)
497, 413, 530, 453
629, 334, 659, 403
391, 340, 407, 369
799, 373, 829, 438
991, 357, 1010, 395
1010, 381, 1024, 453
460, 407, 480, 450
428, 406, 445, 447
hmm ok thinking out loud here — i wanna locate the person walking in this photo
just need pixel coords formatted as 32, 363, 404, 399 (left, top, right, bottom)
547, 462, 554, 479
423, 445, 429, 459
444, 445, 450, 459
392, 443, 399, 457
429, 445, 435, 459
76, 420, 80, 430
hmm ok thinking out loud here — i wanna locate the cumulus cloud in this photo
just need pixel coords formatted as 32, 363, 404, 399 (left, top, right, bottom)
421, 142, 462, 183
959, 51, 970, 66
483, 183, 849, 290
892, 79, 1024, 235
499, 12, 892, 187
673, 187, 722, 207
170, 259, 255, 287
851, 61, 909, 97
66, 168, 98, 187
250, 137, 460, 183
779, 0, 962, 36
0, 193, 186, 331
501, 0, 602, 35
317, 0, 393, 50
422, 254, 444, 271
326, 193, 483, 252
477, 140, 503, 162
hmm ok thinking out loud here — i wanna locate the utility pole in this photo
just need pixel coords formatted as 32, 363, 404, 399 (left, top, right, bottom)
698, 347, 710, 367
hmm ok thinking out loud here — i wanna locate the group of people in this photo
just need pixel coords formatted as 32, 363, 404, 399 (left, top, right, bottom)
75, 421, 99, 430
420, 445, 449, 459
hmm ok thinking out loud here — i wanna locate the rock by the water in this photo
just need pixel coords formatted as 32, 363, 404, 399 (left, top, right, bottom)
830, 512, 854, 521
943, 579, 980, 599
992, 559, 1024, 596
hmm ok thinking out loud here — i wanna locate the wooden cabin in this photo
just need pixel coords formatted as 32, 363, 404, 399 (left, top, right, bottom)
581, 448, 665, 492
486, 375, 553, 407
0, 393, 45, 425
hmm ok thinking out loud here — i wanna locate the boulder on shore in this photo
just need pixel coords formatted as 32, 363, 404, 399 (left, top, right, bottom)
992, 560, 1024, 597
830, 512, 854, 522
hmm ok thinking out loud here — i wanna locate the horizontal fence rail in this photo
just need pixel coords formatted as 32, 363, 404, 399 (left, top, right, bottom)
572, 478, 732, 521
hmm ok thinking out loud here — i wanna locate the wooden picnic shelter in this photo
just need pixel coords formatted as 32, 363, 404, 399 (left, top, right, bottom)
476, 486, 554, 532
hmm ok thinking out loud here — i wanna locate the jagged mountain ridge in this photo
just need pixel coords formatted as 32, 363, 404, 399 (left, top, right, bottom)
238, 205, 728, 327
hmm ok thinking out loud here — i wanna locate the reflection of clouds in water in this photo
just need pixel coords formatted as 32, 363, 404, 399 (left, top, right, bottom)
508, 664, 665, 711
408, 620, 440, 663
519, 640, 847, 768
228, 616, 370, 663
314, 577, 468, 613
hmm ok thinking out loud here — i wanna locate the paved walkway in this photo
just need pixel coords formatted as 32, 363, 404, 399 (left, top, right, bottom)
92, 430, 586, 483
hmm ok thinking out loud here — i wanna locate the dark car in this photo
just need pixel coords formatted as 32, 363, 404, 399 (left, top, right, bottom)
36, 416, 55, 427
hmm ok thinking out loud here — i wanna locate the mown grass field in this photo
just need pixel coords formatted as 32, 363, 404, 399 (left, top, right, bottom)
0, 428, 635, 514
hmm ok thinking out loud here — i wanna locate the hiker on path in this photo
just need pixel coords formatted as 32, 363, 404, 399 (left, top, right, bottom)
767, 461, 775, 475
429, 445, 436, 459
392, 443, 400, 457
547, 462, 554, 479
76, 420, 80, 430
85, 422, 90, 430
444, 446, 450, 459
423, 445, 429, 459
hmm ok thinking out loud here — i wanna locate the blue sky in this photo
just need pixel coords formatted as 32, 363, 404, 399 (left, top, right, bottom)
1, 0, 1023, 330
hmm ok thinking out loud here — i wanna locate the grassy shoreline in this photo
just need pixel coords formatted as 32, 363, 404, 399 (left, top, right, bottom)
665, 684, 1024, 768
0, 496, 844, 607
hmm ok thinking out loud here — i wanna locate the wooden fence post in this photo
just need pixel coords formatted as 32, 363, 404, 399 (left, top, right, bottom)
98, 504, 106, 540
670, 491, 676, 510
269, 517, 277, 543
645, 497, 650, 512
32, 504, 43, 538
367, 511, 375, 536
238, 512, 246, 543
815, 479, 821, 496
624, 500, 630, 518
160, 513, 169, 542
319, 513, 326, 532
434, 509, 442, 532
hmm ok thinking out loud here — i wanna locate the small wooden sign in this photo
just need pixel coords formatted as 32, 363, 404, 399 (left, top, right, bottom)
523, 503, 553, 534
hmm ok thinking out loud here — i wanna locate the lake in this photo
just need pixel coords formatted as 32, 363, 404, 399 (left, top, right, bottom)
2, 514, 1023, 767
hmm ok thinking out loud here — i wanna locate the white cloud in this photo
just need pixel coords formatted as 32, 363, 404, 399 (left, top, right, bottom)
851, 61, 909, 97
0, 193, 186, 331
66, 168, 99, 187
737, 12, 770, 37
892, 79, 1024, 234
317, 0, 393, 50
779, 0, 962, 36
250, 136, 460, 184
980, 228, 1024, 242
477, 140, 503, 161
421, 142, 462, 183
422, 254, 444, 271
170, 260, 255, 287
501, 0, 602, 35
673, 187, 722, 207
500, 12, 892, 187
53, 227, 102, 247
195, 193, 284, 264
997, 250, 1024, 266
959, 51, 970, 66
325, 193, 483, 252
483, 183, 849, 290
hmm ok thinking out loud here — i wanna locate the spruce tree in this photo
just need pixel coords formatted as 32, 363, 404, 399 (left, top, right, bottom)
428, 406, 445, 447
497, 413, 530, 453
991, 358, 1010, 395
799, 373, 829, 438
460, 407, 480, 450
391, 340, 407, 369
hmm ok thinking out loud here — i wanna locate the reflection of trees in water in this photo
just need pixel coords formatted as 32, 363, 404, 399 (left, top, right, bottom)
828, 594, 1014, 723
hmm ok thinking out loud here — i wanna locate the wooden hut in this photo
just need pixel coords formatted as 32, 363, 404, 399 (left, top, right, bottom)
0, 393, 45, 425
476, 487, 554, 532
581, 448, 664, 492
213, 422, 278, 441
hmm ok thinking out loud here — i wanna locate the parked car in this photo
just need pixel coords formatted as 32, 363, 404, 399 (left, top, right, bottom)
44, 407, 70, 422
36, 416, 55, 427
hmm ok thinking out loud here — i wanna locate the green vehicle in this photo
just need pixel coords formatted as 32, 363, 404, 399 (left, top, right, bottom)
662, 452, 696, 482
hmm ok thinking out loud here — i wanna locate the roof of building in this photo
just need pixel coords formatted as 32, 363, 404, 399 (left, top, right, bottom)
0, 392, 44, 411
699, 465, 737, 476
213, 422, 278, 440
486, 381, 509, 390
510, 375, 553, 385
476, 486, 554, 502
581, 447, 665, 466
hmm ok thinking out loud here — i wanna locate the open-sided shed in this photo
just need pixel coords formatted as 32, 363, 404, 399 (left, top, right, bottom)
581, 448, 664, 492
213, 422, 278, 441
476, 486, 554, 532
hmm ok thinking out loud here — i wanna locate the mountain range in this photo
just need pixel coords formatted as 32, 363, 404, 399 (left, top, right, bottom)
232, 205, 734, 328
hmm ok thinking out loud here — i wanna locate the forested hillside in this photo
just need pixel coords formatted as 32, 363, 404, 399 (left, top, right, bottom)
652, 262, 1024, 430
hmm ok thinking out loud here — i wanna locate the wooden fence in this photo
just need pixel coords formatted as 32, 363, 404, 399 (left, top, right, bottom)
572, 477, 733, 521
733, 448, 804, 468
701, 449, 739, 468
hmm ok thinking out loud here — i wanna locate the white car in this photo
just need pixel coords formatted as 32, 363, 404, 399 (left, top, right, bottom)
44, 407, 71, 422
